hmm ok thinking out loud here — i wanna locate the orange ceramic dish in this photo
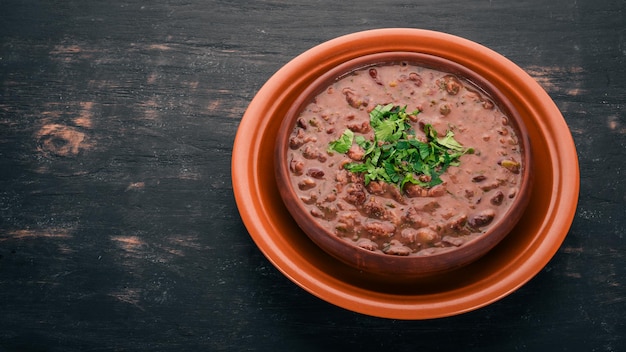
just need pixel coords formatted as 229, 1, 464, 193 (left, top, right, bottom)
274, 52, 533, 278
232, 28, 580, 319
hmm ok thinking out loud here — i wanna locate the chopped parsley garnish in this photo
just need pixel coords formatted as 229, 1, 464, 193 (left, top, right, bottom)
327, 128, 354, 154
328, 104, 474, 190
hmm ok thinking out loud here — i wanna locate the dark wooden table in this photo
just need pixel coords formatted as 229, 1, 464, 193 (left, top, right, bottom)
1, 0, 624, 351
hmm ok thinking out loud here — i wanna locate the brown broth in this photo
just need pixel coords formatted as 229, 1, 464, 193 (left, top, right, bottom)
287, 62, 523, 256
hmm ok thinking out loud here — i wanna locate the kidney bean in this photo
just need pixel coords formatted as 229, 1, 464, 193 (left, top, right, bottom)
289, 136, 304, 149
347, 121, 371, 133
302, 146, 317, 159
400, 228, 419, 243
468, 209, 496, 228
420, 200, 441, 213
472, 174, 487, 182
335, 169, 349, 185
479, 180, 501, 192
404, 183, 428, 197
445, 213, 468, 232
289, 159, 304, 175
344, 183, 366, 205
490, 190, 504, 205
415, 227, 440, 244
365, 180, 385, 195
418, 174, 432, 183
382, 240, 412, 256
296, 117, 308, 129
298, 178, 316, 190
356, 238, 378, 251
408, 72, 422, 86
315, 203, 337, 221
364, 221, 396, 238
439, 103, 452, 116
300, 193, 317, 205
442, 75, 462, 95
442, 235, 465, 247
342, 88, 365, 109
310, 208, 324, 218
335, 212, 358, 234
401, 207, 428, 228
306, 167, 325, 179
323, 192, 337, 203
362, 197, 387, 219
302, 146, 326, 162
427, 184, 446, 197
368, 68, 384, 85
346, 144, 365, 161
387, 185, 405, 204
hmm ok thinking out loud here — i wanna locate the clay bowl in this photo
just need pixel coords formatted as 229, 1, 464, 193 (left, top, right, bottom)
274, 50, 533, 279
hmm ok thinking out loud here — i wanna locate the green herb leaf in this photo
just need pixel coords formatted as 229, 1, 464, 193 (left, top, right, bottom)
369, 103, 395, 125
374, 118, 397, 142
437, 130, 465, 151
345, 162, 368, 173
327, 104, 472, 191
327, 129, 354, 154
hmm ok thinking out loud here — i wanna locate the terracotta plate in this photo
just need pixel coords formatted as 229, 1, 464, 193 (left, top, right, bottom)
232, 28, 580, 319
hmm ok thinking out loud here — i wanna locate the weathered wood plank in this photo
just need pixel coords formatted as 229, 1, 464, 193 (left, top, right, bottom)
1, 0, 625, 350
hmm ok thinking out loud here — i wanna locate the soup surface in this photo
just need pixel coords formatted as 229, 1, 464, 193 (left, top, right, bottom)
286, 62, 523, 256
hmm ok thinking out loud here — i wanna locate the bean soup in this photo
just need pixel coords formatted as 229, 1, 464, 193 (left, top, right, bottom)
285, 61, 524, 257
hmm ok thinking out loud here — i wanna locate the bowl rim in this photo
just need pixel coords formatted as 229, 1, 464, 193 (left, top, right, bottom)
232, 28, 580, 319
274, 50, 533, 277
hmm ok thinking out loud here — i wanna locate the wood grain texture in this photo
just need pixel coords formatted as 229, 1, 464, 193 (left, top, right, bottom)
1, 0, 625, 351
